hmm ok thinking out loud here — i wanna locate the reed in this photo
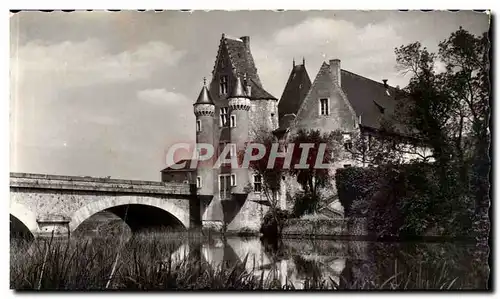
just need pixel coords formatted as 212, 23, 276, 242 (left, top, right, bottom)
10, 233, 467, 290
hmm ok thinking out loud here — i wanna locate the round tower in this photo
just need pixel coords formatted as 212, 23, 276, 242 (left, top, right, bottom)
193, 79, 215, 196
228, 76, 251, 194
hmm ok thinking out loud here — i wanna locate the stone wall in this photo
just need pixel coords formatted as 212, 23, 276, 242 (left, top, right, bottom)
282, 217, 368, 238
225, 193, 268, 233
282, 238, 368, 260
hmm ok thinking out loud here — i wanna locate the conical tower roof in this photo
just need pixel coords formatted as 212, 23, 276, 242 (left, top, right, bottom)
195, 80, 214, 105
230, 76, 248, 98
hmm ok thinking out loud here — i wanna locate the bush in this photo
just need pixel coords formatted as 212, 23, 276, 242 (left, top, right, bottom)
335, 166, 379, 217
260, 209, 290, 238
291, 191, 321, 217
335, 163, 474, 239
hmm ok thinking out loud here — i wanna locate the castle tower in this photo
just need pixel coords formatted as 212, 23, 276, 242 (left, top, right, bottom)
228, 76, 251, 194
193, 78, 215, 196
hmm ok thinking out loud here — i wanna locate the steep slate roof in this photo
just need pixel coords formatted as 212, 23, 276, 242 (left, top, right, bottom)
161, 159, 197, 172
247, 78, 276, 100
223, 37, 262, 86
230, 76, 248, 98
340, 69, 399, 131
274, 114, 297, 134
195, 85, 214, 105
340, 70, 413, 137
213, 34, 276, 100
278, 64, 312, 124
279, 61, 407, 134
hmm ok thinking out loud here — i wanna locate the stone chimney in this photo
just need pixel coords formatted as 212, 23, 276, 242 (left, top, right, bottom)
240, 36, 250, 49
383, 79, 388, 88
329, 59, 341, 87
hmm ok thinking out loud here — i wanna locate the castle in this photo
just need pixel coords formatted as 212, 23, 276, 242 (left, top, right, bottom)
161, 33, 428, 233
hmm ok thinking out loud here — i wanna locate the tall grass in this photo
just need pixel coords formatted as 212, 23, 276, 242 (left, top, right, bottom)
10, 233, 468, 290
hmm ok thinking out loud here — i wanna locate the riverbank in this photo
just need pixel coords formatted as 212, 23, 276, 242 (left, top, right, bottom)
279, 217, 476, 243
10, 231, 482, 290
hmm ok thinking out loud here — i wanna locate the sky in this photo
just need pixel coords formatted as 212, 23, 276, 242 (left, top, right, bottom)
9, 10, 490, 181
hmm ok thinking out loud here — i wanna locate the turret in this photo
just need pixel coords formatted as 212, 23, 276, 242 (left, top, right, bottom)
193, 78, 215, 196
228, 76, 251, 194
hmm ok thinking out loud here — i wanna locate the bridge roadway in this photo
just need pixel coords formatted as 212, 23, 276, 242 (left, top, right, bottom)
10, 172, 196, 238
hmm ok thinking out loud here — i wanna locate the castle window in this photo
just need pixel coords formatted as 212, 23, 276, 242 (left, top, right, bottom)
220, 58, 225, 69
229, 144, 237, 158
230, 114, 236, 127
230, 174, 237, 186
343, 133, 353, 151
253, 174, 262, 193
220, 107, 228, 126
319, 98, 329, 115
220, 75, 228, 95
196, 120, 202, 132
219, 174, 231, 199
196, 176, 202, 188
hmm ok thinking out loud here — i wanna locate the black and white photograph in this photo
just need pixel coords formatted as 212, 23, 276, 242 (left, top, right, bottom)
8, 9, 492, 291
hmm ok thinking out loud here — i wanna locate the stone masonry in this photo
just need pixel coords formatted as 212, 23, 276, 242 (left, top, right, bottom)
10, 172, 193, 238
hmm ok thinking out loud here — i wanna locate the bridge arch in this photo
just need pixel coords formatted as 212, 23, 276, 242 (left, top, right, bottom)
10, 201, 38, 233
69, 195, 190, 232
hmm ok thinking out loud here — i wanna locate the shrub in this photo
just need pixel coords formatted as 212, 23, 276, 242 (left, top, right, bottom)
335, 163, 474, 239
260, 209, 290, 238
291, 191, 321, 217
335, 166, 379, 217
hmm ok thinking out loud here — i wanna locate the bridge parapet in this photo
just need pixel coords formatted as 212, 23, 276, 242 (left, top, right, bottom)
10, 172, 193, 196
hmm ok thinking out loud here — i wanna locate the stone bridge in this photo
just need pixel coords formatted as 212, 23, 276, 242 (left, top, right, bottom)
10, 173, 197, 238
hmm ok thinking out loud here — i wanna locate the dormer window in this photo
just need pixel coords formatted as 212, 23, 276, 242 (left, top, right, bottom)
319, 98, 330, 116
220, 75, 228, 95
374, 100, 385, 114
220, 107, 228, 126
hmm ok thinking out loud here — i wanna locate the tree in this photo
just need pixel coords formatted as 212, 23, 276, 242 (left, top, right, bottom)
287, 129, 344, 216
243, 129, 288, 237
393, 27, 490, 287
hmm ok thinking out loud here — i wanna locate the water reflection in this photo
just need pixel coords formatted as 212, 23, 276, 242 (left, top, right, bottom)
175, 236, 478, 290
198, 236, 348, 289
29, 232, 479, 289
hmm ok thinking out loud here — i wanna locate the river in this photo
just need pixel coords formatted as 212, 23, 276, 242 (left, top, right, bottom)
154, 235, 479, 289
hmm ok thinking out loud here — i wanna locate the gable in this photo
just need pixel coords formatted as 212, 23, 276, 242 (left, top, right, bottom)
292, 63, 357, 134
209, 35, 276, 103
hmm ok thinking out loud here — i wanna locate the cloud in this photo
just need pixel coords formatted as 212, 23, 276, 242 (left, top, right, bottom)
251, 17, 408, 97
136, 89, 191, 106
11, 39, 186, 89
86, 115, 120, 126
